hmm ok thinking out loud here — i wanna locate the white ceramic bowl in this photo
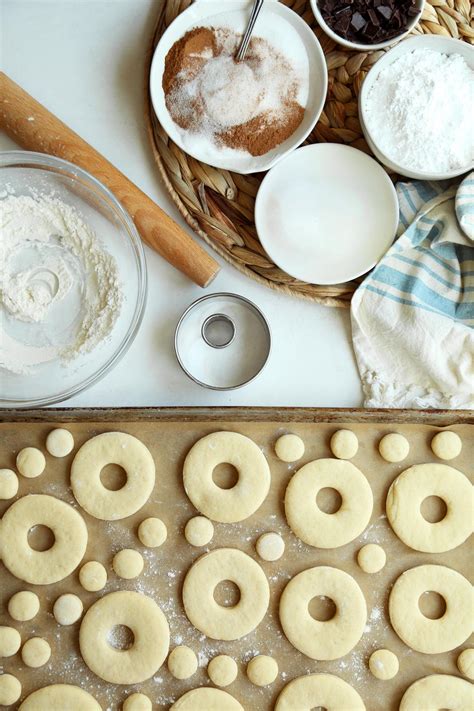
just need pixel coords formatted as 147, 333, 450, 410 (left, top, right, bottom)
255, 144, 399, 285
150, 0, 328, 174
310, 0, 425, 51
359, 35, 474, 180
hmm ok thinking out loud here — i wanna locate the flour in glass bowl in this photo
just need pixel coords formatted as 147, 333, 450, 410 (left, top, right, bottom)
0, 192, 123, 374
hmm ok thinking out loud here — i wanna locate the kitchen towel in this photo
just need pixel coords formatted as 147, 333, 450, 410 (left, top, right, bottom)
351, 172, 474, 409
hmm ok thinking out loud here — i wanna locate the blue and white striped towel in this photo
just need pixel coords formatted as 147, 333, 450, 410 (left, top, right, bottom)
351, 172, 474, 409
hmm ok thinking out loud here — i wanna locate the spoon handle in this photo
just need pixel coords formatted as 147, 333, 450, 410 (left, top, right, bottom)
236, 0, 265, 62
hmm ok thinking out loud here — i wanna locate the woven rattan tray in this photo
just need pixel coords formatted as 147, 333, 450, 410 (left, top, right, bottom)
145, 0, 473, 307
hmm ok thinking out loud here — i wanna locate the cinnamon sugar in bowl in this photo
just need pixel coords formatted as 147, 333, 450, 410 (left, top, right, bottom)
150, 0, 327, 174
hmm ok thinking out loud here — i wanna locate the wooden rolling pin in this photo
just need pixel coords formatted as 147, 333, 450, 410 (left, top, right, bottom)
0, 72, 220, 288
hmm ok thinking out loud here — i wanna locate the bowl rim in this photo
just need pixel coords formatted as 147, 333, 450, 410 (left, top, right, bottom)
358, 35, 474, 180
0, 150, 148, 408
310, 0, 426, 52
254, 143, 399, 286
149, 0, 328, 175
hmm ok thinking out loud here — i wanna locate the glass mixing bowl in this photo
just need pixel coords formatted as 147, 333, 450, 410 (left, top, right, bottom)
0, 151, 147, 407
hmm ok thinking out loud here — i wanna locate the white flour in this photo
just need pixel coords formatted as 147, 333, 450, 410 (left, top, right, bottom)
363, 49, 474, 173
0, 193, 123, 374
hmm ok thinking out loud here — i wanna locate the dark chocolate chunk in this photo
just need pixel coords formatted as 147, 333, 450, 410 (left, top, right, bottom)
318, 0, 421, 44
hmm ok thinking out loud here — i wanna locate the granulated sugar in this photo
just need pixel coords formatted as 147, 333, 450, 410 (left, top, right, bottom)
363, 48, 474, 173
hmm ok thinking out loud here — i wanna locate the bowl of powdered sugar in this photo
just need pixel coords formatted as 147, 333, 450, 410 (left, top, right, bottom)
359, 36, 474, 180
0, 151, 147, 407
149, 0, 327, 173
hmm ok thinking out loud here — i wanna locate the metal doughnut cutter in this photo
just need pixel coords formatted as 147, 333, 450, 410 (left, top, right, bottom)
175, 293, 271, 390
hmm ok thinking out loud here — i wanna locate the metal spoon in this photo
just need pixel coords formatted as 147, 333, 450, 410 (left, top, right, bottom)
236, 0, 265, 62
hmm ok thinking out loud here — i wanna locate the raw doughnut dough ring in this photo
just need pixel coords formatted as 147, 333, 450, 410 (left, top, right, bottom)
279, 566, 367, 660
0, 494, 88, 585
399, 674, 474, 710
19, 684, 101, 710
170, 688, 244, 710
79, 590, 169, 684
389, 564, 473, 654
274, 673, 366, 710
71, 432, 155, 520
285, 459, 373, 548
182, 548, 269, 640
183, 431, 271, 523
386, 463, 473, 552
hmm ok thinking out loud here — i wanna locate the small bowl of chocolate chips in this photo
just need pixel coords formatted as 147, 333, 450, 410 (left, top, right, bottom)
311, 0, 425, 51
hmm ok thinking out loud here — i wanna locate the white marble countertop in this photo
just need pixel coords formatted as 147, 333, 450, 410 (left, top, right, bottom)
1, 0, 363, 408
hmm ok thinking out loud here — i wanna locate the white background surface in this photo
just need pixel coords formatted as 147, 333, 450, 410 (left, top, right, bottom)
0, 0, 363, 408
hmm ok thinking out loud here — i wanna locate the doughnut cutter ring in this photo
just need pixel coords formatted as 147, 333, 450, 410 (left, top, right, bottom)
175, 292, 271, 390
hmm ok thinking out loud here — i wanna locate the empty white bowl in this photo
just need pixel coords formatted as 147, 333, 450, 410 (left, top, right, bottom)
359, 35, 474, 180
150, 0, 328, 174
255, 144, 399, 285
310, 0, 425, 52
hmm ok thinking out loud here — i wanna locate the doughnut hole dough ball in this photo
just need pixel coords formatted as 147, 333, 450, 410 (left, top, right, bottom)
79, 561, 107, 592
184, 516, 214, 547
247, 655, 278, 686
208, 655, 238, 687
285, 459, 373, 548
16, 447, 46, 478
0, 627, 21, 657
431, 431, 462, 460
0, 674, 21, 706
0, 469, 18, 499
275, 434, 305, 462
256, 532, 285, 561
182, 548, 270, 641
19, 685, 101, 710
46, 428, 74, 457
279, 566, 367, 660
168, 646, 198, 679
53, 594, 83, 625
378, 433, 409, 462
8, 591, 40, 621
79, 590, 169, 684
0, 494, 88, 585
123, 693, 152, 711
113, 549, 144, 579
183, 431, 271, 523
71, 432, 155, 520
389, 564, 473, 654
330, 430, 359, 460
21, 637, 51, 667
275, 673, 366, 711
138, 517, 167, 548
457, 649, 474, 680
170, 688, 244, 710
369, 649, 399, 680
386, 463, 473, 552
399, 674, 474, 711
357, 544, 386, 574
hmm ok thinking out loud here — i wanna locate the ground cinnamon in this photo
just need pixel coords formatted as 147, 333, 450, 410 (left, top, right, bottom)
162, 26, 306, 158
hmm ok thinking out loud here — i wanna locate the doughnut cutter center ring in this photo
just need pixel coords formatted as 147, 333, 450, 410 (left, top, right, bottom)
201, 313, 236, 349
175, 293, 271, 390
